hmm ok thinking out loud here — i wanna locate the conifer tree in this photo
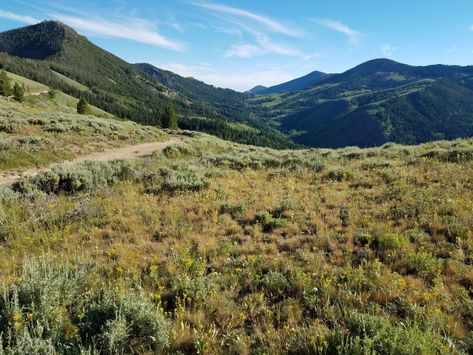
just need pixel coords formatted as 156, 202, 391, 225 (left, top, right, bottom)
162, 105, 178, 129
77, 98, 89, 114
0, 69, 12, 97
13, 83, 25, 102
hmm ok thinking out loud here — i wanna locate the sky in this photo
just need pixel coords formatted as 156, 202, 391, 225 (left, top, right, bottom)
1, 0, 473, 91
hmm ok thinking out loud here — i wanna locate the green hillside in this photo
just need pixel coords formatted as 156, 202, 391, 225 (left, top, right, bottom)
0, 21, 295, 149
0, 72, 167, 171
254, 59, 473, 148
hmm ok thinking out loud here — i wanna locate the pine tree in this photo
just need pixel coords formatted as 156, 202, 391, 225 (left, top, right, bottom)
77, 98, 89, 114
0, 70, 12, 97
162, 105, 178, 129
13, 83, 25, 102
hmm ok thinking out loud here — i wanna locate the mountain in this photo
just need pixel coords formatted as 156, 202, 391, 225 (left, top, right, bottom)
254, 58, 473, 148
258, 70, 330, 95
0, 21, 296, 149
245, 85, 268, 95
134, 63, 248, 121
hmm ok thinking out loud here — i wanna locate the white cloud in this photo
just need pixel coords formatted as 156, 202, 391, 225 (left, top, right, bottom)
0, 10, 40, 25
225, 43, 262, 58
157, 62, 299, 91
194, 2, 302, 37
221, 22, 301, 58
381, 44, 397, 57
224, 31, 301, 58
312, 18, 361, 46
51, 13, 184, 52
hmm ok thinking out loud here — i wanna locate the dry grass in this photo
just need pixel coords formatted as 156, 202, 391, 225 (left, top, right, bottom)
1, 132, 472, 353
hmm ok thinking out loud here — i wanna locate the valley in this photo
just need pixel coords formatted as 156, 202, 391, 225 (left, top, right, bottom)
0, 13, 472, 355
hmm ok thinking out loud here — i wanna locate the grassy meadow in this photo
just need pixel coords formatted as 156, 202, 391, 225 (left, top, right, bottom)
0, 97, 167, 171
0, 128, 472, 353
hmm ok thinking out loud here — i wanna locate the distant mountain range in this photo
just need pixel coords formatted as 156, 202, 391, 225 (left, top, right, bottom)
2, 21, 473, 148
251, 58, 473, 148
248, 70, 331, 95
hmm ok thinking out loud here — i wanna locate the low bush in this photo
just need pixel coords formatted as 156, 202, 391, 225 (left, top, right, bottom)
255, 210, 288, 232
145, 166, 210, 194
361, 159, 393, 170
0, 257, 170, 354
406, 251, 443, 280
0, 117, 23, 133
327, 312, 451, 354
12, 160, 136, 195
374, 233, 410, 255
219, 202, 246, 217
324, 168, 355, 182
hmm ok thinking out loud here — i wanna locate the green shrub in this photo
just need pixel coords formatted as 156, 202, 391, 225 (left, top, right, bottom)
82, 290, 170, 353
326, 312, 451, 354
406, 251, 443, 280
162, 143, 193, 158
12, 161, 136, 195
219, 202, 246, 217
0, 258, 170, 354
254, 210, 287, 232
146, 166, 210, 194
324, 168, 354, 182
260, 271, 289, 298
361, 159, 393, 170
421, 147, 473, 163
0, 117, 23, 133
375, 233, 409, 254
0, 257, 90, 353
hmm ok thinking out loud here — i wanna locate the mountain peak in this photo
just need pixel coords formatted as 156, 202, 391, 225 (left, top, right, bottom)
245, 85, 268, 95
0, 20, 74, 60
260, 70, 330, 94
345, 58, 412, 76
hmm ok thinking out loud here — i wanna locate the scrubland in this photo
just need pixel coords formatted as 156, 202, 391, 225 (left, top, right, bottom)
0, 129, 472, 354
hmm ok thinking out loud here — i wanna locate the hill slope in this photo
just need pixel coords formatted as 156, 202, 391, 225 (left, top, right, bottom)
0, 21, 295, 149
254, 58, 473, 147
1, 119, 473, 352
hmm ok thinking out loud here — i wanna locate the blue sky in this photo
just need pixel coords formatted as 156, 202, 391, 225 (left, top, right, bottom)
1, 0, 473, 91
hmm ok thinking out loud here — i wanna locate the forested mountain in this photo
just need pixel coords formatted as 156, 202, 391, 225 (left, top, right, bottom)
245, 85, 268, 95
252, 58, 473, 147
0, 21, 295, 149
134, 63, 250, 122
254, 70, 330, 95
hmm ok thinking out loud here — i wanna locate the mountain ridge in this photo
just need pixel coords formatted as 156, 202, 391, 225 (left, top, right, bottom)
254, 70, 330, 95
0, 21, 296, 149
253, 58, 473, 147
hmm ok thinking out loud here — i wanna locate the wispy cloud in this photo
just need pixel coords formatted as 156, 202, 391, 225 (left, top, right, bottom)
193, 2, 302, 37
51, 13, 184, 52
381, 44, 397, 57
311, 19, 362, 46
0, 9, 40, 24
224, 23, 301, 58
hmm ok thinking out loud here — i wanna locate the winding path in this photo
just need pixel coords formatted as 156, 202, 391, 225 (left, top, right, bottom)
0, 135, 188, 187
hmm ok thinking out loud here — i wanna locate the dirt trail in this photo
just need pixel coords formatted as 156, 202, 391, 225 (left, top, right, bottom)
28, 90, 49, 97
0, 135, 188, 187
